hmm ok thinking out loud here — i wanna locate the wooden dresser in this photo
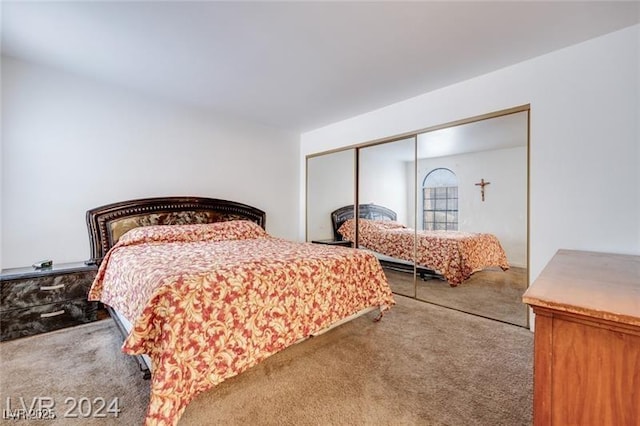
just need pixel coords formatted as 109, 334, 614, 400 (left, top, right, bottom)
523, 249, 639, 426
0, 262, 99, 341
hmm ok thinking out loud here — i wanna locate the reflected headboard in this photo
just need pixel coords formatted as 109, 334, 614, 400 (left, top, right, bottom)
330, 204, 397, 240
86, 196, 266, 265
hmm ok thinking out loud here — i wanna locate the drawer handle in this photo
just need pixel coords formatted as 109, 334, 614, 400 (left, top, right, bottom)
40, 310, 65, 318
40, 284, 65, 291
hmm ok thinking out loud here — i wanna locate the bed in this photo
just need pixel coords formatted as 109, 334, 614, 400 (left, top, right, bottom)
331, 204, 510, 286
86, 197, 394, 426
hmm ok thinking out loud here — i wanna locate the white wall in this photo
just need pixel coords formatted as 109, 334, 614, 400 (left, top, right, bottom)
301, 25, 640, 292
359, 140, 413, 225
415, 147, 527, 267
306, 149, 354, 241
1, 56, 299, 269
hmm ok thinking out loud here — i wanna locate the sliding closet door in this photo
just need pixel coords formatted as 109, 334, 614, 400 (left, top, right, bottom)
415, 111, 529, 326
358, 137, 416, 298
306, 149, 355, 243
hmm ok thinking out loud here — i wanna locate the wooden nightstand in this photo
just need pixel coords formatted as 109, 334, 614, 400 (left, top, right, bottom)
0, 262, 99, 341
311, 239, 353, 248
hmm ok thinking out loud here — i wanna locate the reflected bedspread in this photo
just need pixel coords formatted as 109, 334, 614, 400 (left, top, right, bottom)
338, 219, 509, 285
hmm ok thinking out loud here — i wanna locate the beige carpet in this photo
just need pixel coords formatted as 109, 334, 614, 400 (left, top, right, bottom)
386, 267, 529, 327
0, 295, 533, 425
0, 319, 149, 425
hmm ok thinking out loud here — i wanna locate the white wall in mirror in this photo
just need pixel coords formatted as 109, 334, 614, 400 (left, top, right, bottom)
358, 138, 414, 225
306, 150, 354, 241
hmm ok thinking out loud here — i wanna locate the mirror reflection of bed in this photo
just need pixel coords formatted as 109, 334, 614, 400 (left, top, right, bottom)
332, 204, 526, 326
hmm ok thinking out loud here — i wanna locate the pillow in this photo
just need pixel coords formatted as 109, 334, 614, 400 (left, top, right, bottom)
368, 220, 407, 230
337, 218, 356, 241
117, 220, 269, 247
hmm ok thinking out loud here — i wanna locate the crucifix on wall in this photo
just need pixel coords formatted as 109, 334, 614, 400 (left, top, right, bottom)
475, 178, 491, 201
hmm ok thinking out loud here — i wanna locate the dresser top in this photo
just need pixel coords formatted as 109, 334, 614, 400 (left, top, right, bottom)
0, 261, 97, 281
523, 249, 640, 327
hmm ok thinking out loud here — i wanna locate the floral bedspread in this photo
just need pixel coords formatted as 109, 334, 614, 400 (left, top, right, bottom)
88, 220, 394, 426
338, 219, 509, 285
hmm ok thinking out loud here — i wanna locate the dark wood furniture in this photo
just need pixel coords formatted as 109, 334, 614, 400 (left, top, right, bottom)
86, 196, 267, 378
311, 239, 353, 247
0, 262, 98, 341
523, 249, 640, 426
86, 196, 266, 265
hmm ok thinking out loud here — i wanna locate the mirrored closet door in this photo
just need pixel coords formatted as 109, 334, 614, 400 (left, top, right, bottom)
357, 137, 417, 298
306, 149, 356, 244
305, 106, 530, 327
414, 111, 529, 326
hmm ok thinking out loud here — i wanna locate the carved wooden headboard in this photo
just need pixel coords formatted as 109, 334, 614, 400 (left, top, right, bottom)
330, 204, 397, 240
86, 196, 266, 264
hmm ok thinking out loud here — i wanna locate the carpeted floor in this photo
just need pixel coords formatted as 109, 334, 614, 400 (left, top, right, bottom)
386, 267, 529, 327
0, 295, 533, 425
0, 319, 149, 425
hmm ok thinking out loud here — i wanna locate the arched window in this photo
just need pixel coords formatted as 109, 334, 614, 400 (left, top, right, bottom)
422, 168, 458, 230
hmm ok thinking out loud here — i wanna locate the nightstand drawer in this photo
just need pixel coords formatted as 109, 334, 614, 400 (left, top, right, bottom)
0, 299, 98, 341
0, 271, 95, 311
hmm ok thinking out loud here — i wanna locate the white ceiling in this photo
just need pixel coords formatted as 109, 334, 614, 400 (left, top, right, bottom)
2, 1, 639, 132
